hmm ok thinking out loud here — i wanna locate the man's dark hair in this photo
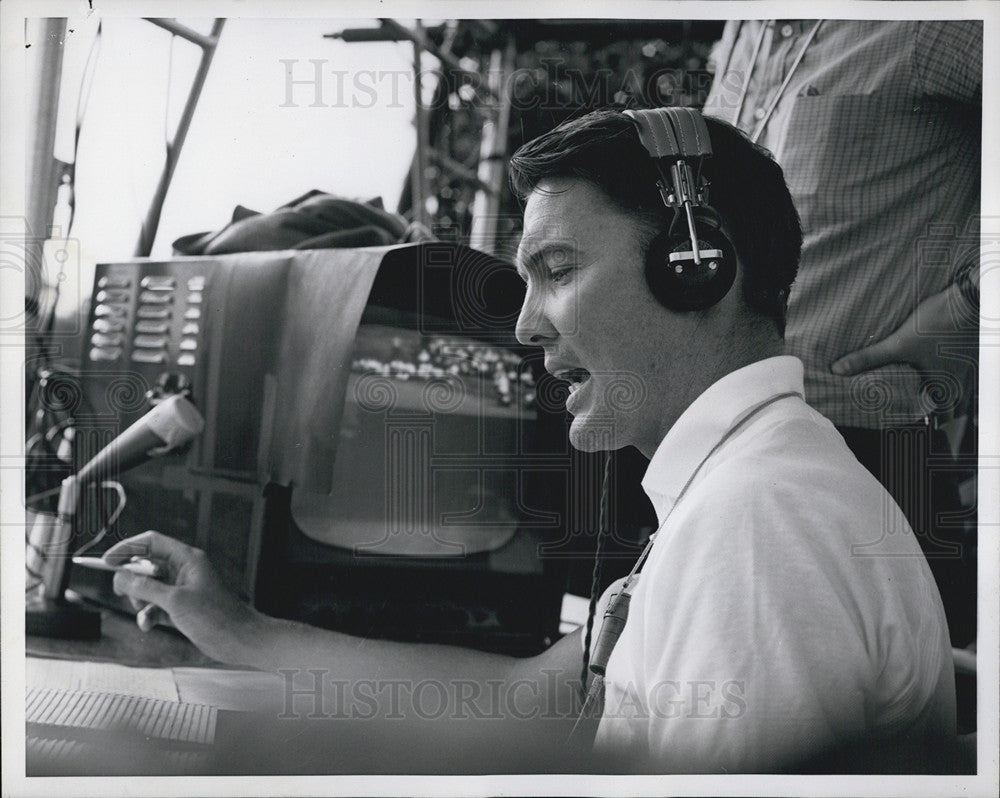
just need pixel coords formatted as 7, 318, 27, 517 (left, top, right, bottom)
508, 108, 802, 332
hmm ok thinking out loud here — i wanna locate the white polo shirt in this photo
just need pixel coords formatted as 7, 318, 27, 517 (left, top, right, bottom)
591, 356, 955, 772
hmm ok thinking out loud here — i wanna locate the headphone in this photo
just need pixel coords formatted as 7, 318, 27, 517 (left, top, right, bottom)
623, 108, 737, 312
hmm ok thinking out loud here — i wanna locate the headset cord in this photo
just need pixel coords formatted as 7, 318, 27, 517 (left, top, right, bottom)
580, 451, 614, 696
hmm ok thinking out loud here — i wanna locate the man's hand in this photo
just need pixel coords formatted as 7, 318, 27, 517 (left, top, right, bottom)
103, 530, 263, 666
830, 283, 977, 414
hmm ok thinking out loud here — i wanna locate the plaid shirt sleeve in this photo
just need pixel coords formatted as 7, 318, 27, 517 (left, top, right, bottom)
914, 21, 982, 105
913, 22, 983, 292
701, 20, 982, 427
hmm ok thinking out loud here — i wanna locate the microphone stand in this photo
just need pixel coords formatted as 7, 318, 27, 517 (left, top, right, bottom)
26, 474, 102, 639
25, 393, 204, 639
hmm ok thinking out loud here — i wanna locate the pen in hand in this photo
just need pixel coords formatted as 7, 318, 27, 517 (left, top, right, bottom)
72, 555, 164, 578
73, 555, 170, 630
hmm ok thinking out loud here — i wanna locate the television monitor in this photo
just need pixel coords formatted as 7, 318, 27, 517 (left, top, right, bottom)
58, 243, 634, 657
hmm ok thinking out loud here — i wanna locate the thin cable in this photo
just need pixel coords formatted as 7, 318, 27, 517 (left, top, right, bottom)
25, 433, 49, 459
730, 21, 768, 131
64, 20, 103, 240
26, 480, 124, 591
580, 451, 614, 696
164, 32, 175, 152
712, 20, 744, 100
25, 485, 63, 505
25, 527, 47, 591
72, 481, 126, 556
749, 20, 823, 143
38, 20, 103, 356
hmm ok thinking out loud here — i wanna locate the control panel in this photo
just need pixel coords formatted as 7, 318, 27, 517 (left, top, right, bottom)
87, 264, 211, 371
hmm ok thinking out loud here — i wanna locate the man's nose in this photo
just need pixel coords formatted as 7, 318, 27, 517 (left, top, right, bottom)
515, 286, 556, 346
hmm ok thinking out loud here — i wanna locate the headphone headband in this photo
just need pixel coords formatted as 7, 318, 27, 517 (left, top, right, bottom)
622, 108, 712, 160
623, 108, 712, 213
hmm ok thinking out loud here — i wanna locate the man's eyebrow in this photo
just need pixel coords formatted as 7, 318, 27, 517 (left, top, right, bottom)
515, 241, 576, 278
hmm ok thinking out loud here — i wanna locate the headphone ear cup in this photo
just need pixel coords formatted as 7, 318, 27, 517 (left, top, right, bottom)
644, 213, 737, 312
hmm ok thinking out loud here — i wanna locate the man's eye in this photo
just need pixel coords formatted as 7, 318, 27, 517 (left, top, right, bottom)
548, 267, 573, 284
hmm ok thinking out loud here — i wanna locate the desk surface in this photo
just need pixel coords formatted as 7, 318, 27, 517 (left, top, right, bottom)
27, 604, 219, 668
23, 604, 577, 774
25, 620, 288, 777
27, 605, 287, 713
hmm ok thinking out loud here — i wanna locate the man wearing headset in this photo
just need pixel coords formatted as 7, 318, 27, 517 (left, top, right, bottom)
105, 108, 955, 773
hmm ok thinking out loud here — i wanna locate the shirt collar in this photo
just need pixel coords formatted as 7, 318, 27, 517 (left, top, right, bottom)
641, 355, 805, 523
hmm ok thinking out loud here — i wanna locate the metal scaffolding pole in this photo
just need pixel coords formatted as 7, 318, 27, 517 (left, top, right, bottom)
26, 19, 67, 279
133, 18, 225, 257
468, 37, 515, 256
410, 20, 431, 230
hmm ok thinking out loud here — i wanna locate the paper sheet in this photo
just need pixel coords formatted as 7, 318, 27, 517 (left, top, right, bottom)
560, 592, 591, 634
26, 657, 180, 702
26, 687, 217, 745
173, 667, 286, 713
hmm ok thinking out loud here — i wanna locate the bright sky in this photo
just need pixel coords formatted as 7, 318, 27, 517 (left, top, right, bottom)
45, 16, 418, 313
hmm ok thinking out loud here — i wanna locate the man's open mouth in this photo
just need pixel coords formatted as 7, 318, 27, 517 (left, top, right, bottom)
557, 368, 591, 394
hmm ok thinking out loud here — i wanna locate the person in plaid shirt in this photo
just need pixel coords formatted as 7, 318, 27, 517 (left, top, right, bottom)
703, 20, 981, 648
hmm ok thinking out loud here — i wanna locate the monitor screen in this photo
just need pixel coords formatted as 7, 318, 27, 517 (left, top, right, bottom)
291, 323, 539, 557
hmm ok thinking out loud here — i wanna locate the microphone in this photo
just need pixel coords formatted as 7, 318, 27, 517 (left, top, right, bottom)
42, 394, 204, 596
27, 395, 205, 638
75, 393, 205, 485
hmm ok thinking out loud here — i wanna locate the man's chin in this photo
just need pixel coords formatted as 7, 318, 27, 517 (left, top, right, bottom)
567, 413, 620, 452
